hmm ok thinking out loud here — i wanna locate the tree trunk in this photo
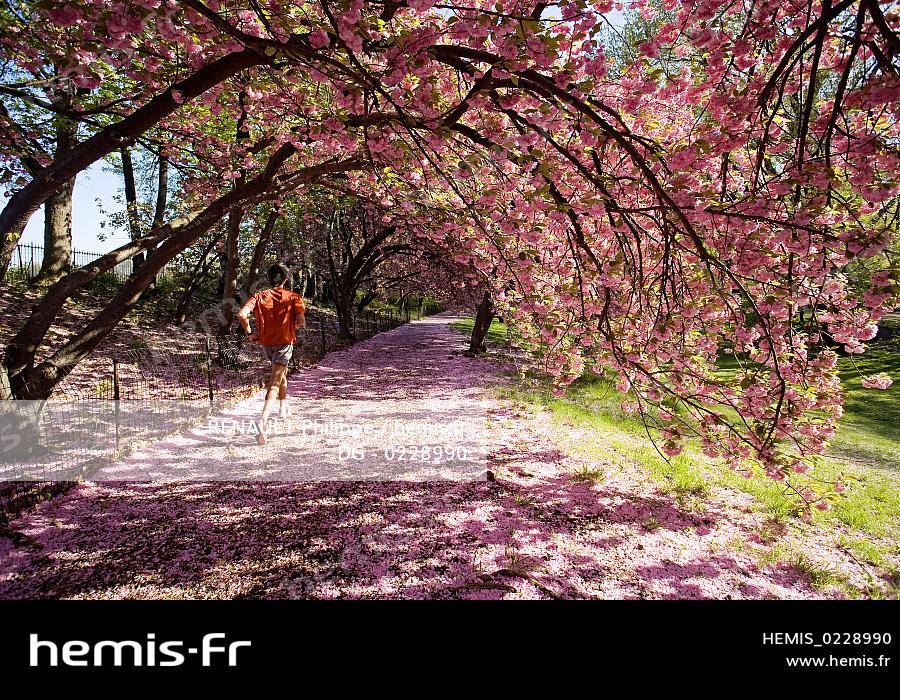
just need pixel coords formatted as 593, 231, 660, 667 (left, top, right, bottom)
19, 231, 213, 398
334, 289, 354, 339
175, 261, 212, 324
152, 156, 168, 229
120, 147, 145, 275
294, 267, 309, 296
145, 156, 169, 287
468, 292, 494, 354
218, 89, 249, 334
1, 144, 325, 398
175, 231, 223, 324
244, 209, 278, 294
356, 288, 379, 312
34, 89, 78, 286
219, 206, 243, 332
314, 271, 326, 301
303, 267, 322, 299
34, 179, 75, 284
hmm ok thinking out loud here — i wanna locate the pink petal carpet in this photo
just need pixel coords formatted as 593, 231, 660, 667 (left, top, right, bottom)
0, 315, 830, 599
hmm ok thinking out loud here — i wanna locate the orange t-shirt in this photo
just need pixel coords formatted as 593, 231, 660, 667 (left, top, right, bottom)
241, 287, 306, 345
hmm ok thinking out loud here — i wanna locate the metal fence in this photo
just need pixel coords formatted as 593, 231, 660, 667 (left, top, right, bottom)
0, 335, 268, 519
0, 302, 442, 520
9, 242, 184, 285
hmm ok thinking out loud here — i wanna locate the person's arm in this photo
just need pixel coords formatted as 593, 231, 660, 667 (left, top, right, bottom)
237, 296, 258, 341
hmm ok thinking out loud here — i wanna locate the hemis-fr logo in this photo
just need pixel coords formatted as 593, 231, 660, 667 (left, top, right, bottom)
30, 633, 251, 667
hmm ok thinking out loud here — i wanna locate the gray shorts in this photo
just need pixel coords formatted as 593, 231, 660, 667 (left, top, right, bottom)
262, 343, 293, 366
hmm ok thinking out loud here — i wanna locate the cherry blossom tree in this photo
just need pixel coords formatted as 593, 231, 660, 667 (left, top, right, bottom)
0, 0, 896, 516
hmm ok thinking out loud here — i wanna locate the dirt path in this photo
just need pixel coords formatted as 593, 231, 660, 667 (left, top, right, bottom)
0, 315, 832, 599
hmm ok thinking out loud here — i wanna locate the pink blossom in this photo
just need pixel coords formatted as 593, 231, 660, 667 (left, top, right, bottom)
47, 5, 82, 26
860, 373, 893, 390
309, 27, 329, 49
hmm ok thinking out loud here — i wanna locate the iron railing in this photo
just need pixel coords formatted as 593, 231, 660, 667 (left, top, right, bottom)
9, 242, 184, 285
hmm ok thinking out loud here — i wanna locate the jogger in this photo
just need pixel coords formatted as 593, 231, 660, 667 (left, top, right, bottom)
237, 263, 306, 445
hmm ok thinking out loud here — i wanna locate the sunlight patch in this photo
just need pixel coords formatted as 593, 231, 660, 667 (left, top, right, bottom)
0, 398, 488, 482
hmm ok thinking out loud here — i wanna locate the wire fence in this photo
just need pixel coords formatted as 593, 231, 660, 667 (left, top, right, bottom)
9, 242, 184, 285
0, 301, 443, 521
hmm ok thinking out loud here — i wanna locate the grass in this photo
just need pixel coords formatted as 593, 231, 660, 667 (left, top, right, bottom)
642, 515, 661, 532
715, 346, 900, 537
448, 317, 511, 347
513, 493, 535, 507
792, 553, 845, 591
717, 346, 900, 478
572, 464, 605, 483
493, 341, 899, 539
755, 542, 790, 569
94, 379, 113, 398
3, 267, 32, 290
832, 346, 900, 475
361, 294, 443, 321
496, 372, 710, 500
836, 535, 897, 570
86, 271, 124, 296
753, 543, 858, 594
449, 319, 900, 595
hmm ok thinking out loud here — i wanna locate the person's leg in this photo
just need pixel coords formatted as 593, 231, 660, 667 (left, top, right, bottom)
275, 343, 292, 418
278, 372, 289, 417
257, 362, 288, 445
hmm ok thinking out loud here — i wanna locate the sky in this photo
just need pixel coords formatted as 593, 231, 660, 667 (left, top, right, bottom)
9, 162, 129, 255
